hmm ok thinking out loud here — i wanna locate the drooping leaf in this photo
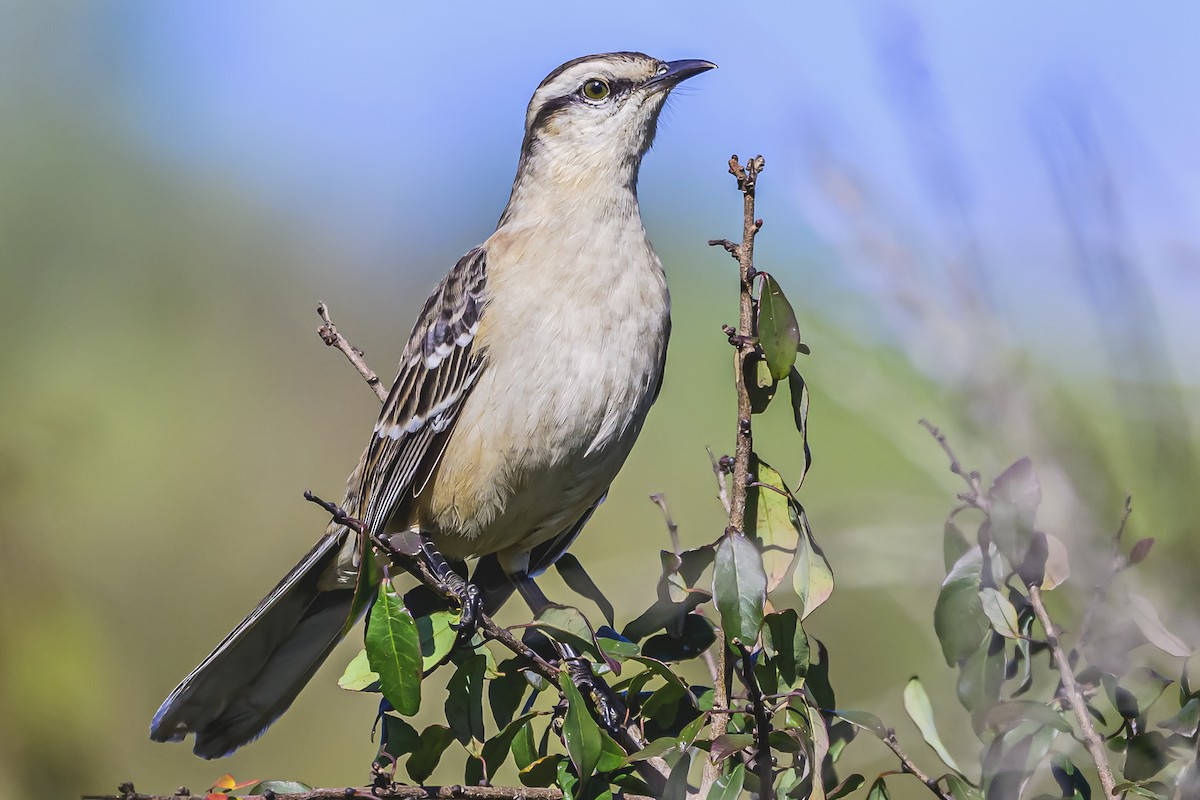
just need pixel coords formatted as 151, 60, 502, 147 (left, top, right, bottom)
979, 587, 1022, 639
1040, 533, 1071, 590
943, 519, 971, 573
662, 750, 692, 800
904, 676, 964, 773
787, 367, 813, 487
763, 609, 809, 688
489, 660, 530, 729
943, 774, 984, 800
935, 549, 990, 666
828, 774, 866, 800
866, 777, 891, 800
706, 762, 745, 800
958, 633, 1006, 716
376, 712, 421, 771
415, 609, 458, 671
531, 605, 601, 660
642, 614, 716, 663
622, 590, 710, 642
1128, 537, 1155, 565
555, 553, 616, 627
987, 457, 1041, 566
713, 533, 767, 646
1050, 755, 1092, 800
709, 733, 754, 761
338, 648, 380, 692
480, 712, 542, 782
829, 709, 887, 739
745, 353, 778, 414
792, 504, 834, 619
518, 754, 564, 787
406, 724, 455, 784
366, 580, 422, 716
559, 670, 603, 789
750, 457, 800, 592
979, 701, 1072, 735
511, 718, 539, 771
445, 653, 487, 750
757, 273, 802, 380
1129, 592, 1192, 657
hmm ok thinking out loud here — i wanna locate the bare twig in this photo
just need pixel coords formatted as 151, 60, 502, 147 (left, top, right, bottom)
703, 154, 765, 795
706, 447, 733, 516
317, 302, 387, 402
1029, 584, 1118, 798
881, 731, 955, 800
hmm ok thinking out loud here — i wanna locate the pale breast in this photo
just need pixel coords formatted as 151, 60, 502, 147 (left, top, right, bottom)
415, 220, 670, 571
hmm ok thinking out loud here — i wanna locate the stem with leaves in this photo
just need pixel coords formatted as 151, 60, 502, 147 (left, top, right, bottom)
703, 154, 766, 795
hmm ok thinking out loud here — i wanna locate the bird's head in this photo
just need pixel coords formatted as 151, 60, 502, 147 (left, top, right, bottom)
512, 52, 715, 195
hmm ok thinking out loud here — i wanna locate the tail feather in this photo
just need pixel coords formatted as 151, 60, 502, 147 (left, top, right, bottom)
150, 529, 359, 759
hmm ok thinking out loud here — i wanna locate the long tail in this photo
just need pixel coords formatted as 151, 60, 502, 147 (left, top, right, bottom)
150, 527, 361, 759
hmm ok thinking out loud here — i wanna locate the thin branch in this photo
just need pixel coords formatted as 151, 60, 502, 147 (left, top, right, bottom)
1028, 584, 1118, 799
317, 302, 388, 402
880, 731, 955, 800
83, 783, 655, 800
706, 447, 732, 516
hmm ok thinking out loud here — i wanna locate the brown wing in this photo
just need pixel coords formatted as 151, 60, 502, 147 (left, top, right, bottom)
354, 246, 488, 536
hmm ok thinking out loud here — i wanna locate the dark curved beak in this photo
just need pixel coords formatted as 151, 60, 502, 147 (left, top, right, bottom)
646, 59, 717, 91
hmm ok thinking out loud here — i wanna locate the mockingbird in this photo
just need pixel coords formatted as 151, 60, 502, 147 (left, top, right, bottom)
150, 51, 715, 759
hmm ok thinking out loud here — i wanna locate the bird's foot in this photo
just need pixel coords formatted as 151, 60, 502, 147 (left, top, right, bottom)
418, 535, 482, 647
562, 648, 624, 733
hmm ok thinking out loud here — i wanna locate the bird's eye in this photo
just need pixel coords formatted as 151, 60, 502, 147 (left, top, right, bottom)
581, 78, 610, 101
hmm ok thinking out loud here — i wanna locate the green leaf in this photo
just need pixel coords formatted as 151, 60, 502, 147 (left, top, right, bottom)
559, 670, 603, 788
642, 614, 716, 663
480, 712, 542, 782
595, 729, 627, 772
791, 504, 834, 619
662, 750, 692, 800
511, 717, 538, 770
406, 724, 455, 784
746, 353, 778, 414
763, 609, 809, 688
979, 588, 1022, 639
554, 553, 616, 627
943, 519, 971, 573
489, 661, 530, 729
757, 273, 802, 381
987, 457, 1041, 565
713, 533, 766, 646
446, 653, 487, 749
415, 609, 458, 671
935, 549, 990, 666
828, 774, 865, 800
622, 591, 710, 642
829, 709, 887, 739
943, 774, 983, 800
1123, 731, 1172, 782
366, 580, 422, 715
750, 457, 800, 592
519, 754, 564, 788
532, 605, 601, 660
866, 777, 891, 800
338, 648, 380, 692
787, 368, 813, 487
376, 713, 420, 765
979, 701, 1072, 735
709, 733, 754, 761
904, 676, 963, 774
958, 633, 1005, 715
706, 762, 745, 800
1129, 592, 1192, 657
621, 735, 684, 765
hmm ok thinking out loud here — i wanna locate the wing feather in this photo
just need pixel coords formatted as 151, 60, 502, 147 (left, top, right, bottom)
356, 246, 488, 535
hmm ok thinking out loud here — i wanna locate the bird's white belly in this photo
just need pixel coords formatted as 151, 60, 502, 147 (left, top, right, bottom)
418, 235, 669, 572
